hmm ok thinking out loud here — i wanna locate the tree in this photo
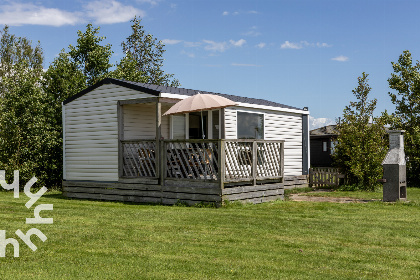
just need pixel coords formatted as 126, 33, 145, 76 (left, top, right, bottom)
333, 73, 387, 191
114, 16, 180, 87
0, 26, 43, 94
44, 24, 112, 106
0, 26, 58, 188
42, 49, 86, 122
111, 52, 148, 83
68, 24, 113, 87
386, 50, 420, 187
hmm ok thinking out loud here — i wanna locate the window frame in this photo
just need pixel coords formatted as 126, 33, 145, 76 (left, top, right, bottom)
236, 110, 265, 140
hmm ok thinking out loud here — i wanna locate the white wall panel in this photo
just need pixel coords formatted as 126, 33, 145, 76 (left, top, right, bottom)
65, 83, 305, 180
64, 84, 155, 181
123, 103, 171, 140
224, 106, 303, 176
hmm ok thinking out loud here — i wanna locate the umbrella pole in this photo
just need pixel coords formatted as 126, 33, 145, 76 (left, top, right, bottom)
201, 111, 205, 139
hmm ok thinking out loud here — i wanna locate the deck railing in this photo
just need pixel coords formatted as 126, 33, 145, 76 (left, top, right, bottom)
121, 140, 157, 178
224, 140, 284, 183
120, 139, 284, 185
164, 140, 219, 180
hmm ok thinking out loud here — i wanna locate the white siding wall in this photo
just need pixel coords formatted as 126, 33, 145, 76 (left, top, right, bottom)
65, 84, 305, 181
224, 107, 237, 139
123, 103, 171, 140
224, 106, 303, 176
64, 84, 156, 181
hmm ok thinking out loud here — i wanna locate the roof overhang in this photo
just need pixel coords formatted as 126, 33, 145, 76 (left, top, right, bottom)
63, 78, 309, 115
63, 78, 161, 105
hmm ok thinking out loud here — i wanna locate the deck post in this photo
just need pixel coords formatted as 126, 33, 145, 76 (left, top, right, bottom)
220, 108, 225, 139
252, 141, 257, 186
302, 111, 310, 175
218, 140, 226, 190
156, 101, 162, 184
62, 102, 66, 180
117, 101, 124, 178
159, 140, 166, 187
280, 142, 285, 183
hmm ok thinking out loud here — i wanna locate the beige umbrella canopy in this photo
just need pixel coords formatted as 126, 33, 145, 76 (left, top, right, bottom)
163, 93, 236, 139
163, 93, 236, 116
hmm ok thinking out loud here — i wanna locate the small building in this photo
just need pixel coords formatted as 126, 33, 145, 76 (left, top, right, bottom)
310, 125, 338, 167
62, 78, 310, 205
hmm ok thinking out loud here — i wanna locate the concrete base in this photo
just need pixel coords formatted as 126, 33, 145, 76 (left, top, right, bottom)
383, 164, 407, 202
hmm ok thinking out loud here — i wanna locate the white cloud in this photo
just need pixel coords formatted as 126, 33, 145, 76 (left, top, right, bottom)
0, 3, 80, 26
181, 50, 195, 58
161, 38, 246, 53
256, 42, 266, 49
202, 39, 246, 52
224, 10, 259, 16
162, 39, 182, 45
85, 0, 145, 24
331, 55, 349, 62
281, 40, 331, 50
231, 63, 262, 67
229, 39, 246, 47
281, 41, 303, 49
184, 41, 202, 48
137, 0, 161, 5
317, 42, 332, 48
0, 1, 144, 26
309, 116, 336, 130
203, 40, 229, 52
243, 26, 261, 37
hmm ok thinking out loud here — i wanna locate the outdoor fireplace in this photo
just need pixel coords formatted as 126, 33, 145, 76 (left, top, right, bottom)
382, 130, 407, 202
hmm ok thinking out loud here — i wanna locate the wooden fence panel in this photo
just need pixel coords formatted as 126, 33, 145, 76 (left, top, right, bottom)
309, 167, 345, 187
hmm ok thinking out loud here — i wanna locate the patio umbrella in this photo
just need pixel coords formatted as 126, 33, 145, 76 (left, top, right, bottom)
163, 93, 236, 138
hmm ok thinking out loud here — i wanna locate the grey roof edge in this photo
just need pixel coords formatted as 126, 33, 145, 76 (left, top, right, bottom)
63, 78, 304, 111
310, 125, 338, 136
62, 78, 161, 105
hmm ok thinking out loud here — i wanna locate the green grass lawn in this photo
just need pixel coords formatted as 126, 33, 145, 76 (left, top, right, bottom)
0, 188, 419, 280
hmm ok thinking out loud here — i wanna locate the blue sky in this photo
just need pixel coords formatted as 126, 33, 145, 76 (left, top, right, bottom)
1, 0, 419, 129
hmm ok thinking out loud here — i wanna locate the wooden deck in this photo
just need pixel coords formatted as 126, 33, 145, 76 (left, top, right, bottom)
62, 176, 308, 206
63, 139, 310, 205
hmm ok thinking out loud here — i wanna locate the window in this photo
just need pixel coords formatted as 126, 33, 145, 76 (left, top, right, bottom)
212, 110, 220, 139
322, 141, 328, 152
189, 111, 207, 139
171, 115, 185, 139
237, 112, 264, 139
